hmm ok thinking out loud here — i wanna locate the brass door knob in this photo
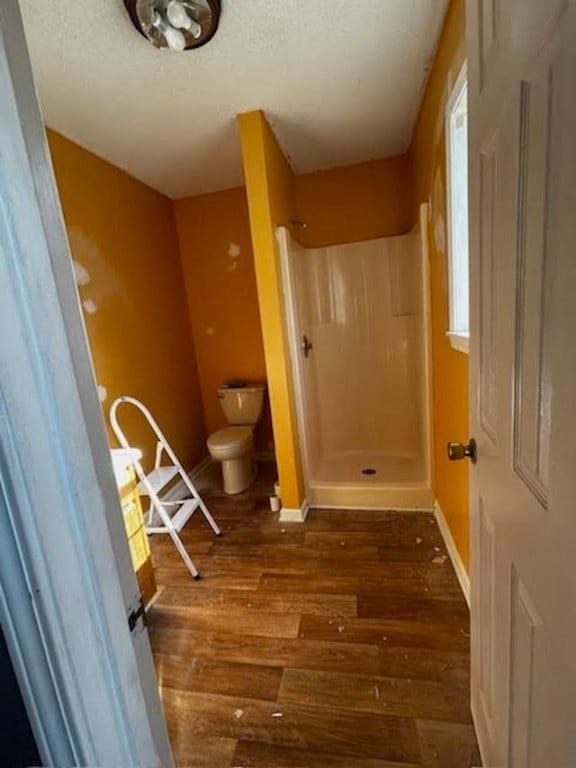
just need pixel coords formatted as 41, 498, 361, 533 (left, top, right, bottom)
447, 439, 477, 464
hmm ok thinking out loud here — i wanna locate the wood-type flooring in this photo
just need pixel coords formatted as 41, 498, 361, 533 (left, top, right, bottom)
148, 466, 481, 768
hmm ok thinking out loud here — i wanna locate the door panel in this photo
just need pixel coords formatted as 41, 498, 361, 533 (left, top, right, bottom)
513, 65, 556, 505
477, 140, 499, 445
468, 2, 576, 765
477, 0, 502, 91
476, 498, 495, 729
508, 567, 540, 768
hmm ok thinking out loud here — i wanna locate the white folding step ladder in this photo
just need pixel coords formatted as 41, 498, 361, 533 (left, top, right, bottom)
109, 395, 221, 580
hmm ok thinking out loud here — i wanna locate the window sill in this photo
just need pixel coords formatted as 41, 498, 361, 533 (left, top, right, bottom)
446, 331, 470, 354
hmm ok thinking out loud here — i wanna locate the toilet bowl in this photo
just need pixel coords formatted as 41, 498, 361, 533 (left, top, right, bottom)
207, 426, 255, 495
207, 385, 265, 495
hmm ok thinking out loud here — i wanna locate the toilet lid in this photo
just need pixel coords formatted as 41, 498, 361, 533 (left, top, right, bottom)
208, 426, 253, 451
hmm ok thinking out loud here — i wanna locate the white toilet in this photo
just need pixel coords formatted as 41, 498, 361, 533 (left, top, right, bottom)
207, 384, 265, 495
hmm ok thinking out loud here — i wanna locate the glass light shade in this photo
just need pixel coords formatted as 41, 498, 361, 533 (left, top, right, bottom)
166, 1, 192, 30
127, 0, 221, 51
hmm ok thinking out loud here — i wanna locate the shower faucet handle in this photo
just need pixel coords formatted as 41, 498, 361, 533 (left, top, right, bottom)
301, 334, 313, 358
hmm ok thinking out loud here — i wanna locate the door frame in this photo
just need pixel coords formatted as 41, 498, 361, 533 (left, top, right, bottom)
0, 2, 173, 765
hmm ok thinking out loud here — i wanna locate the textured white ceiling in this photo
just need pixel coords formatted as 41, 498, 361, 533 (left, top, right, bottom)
20, 0, 448, 199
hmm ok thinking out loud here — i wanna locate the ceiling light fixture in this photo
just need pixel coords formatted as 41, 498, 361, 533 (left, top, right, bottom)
123, 0, 221, 51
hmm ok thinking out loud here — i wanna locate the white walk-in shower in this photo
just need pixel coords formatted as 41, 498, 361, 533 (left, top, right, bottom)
279, 204, 433, 509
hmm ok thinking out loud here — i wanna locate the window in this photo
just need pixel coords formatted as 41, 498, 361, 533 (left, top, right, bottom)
445, 63, 469, 354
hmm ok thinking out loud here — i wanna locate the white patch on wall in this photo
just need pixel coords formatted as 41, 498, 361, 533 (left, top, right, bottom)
97, 385, 107, 403
227, 242, 241, 270
434, 214, 446, 255
432, 167, 446, 255
205, 327, 215, 335
68, 226, 121, 305
82, 298, 98, 314
73, 260, 91, 286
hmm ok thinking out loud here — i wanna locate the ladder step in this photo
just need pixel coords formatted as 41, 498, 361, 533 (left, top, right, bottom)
137, 465, 179, 495
171, 499, 199, 532
147, 498, 199, 534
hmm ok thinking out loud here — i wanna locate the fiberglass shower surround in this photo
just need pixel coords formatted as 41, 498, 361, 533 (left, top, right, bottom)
280, 212, 432, 509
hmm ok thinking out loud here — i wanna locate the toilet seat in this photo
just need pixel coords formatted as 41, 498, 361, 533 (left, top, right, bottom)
207, 426, 253, 458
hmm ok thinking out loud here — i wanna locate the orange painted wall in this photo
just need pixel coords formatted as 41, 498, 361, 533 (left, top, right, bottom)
173, 187, 272, 450
47, 130, 206, 471
295, 155, 412, 247
409, 0, 470, 568
238, 111, 305, 509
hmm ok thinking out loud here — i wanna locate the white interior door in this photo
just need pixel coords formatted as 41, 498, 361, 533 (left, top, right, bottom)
0, 2, 173, 765
468, 1, 576, 765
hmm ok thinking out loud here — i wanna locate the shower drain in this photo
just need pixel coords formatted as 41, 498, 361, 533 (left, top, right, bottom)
361, 468, 377, 475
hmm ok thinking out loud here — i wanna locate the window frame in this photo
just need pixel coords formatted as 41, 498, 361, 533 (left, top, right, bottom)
445, 61, 470, 355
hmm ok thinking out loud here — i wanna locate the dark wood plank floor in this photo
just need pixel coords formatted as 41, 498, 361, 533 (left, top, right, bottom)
148, 466, 481, 768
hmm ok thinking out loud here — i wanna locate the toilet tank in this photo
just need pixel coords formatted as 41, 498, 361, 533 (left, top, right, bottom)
217, 385, 265, 425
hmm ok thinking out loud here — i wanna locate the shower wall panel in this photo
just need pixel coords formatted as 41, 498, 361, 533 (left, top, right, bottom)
291, 232, 426, 485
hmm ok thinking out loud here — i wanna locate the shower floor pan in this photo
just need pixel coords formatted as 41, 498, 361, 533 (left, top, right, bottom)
308, 450, 433, 509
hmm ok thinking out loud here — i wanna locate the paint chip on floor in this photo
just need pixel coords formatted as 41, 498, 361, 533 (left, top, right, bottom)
233, 708, 244, 719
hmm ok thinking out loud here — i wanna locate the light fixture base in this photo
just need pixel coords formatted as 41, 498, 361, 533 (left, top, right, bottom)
123, 0, 221, 51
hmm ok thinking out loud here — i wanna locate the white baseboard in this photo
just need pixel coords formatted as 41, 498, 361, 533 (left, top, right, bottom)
308, 504, 434, 512
434, 500, 470, 607
279, 498, 309, 523
162, 455, 213, 502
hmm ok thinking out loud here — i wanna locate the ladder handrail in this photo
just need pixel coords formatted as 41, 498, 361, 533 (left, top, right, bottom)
110, 395, 189, 482
109, 396, 167, 526
110, 395, 168, 458
109, 397, 154, 478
